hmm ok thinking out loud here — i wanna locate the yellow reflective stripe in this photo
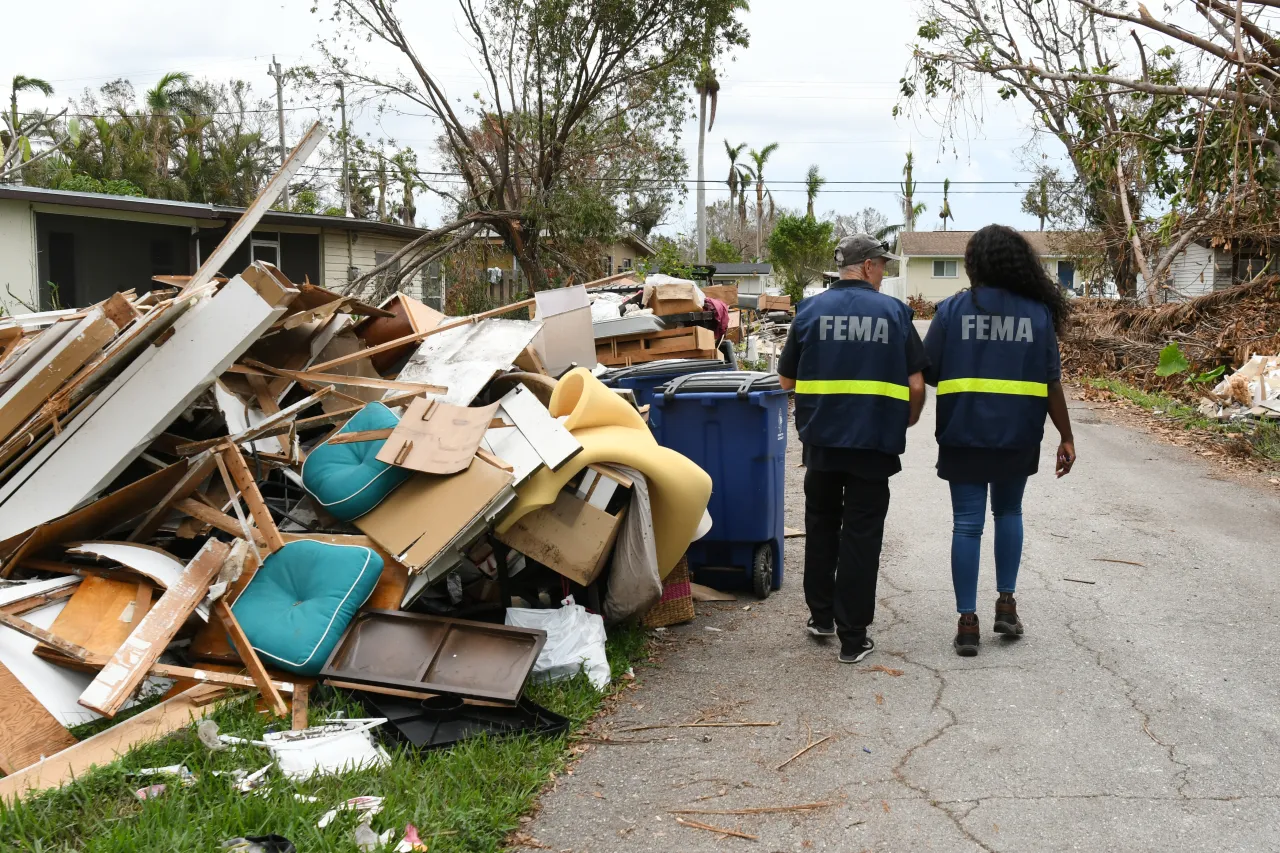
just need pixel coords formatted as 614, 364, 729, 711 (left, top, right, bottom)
794, 379, 910, 401
936, 378, 1048, 397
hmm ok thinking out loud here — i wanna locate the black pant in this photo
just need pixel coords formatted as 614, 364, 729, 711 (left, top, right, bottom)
803, 467, 891, 644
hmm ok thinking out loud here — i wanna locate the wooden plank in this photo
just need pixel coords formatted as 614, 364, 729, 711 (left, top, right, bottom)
78, 539, 230, 718
218, 444, 285, 553
498, 385, 581, 471
151, 662, 295, 695
0, 686, 227, 805
0, 609, 95, 663
326, 428, 394, 446
182, 122, 326, 294
232, 361, 446, 395
175, 387, 334, 457
309, 298, 537, 374
134, 583, 153, 623
173, 497, 268, 546
0, 660, 78, 774
122, 454, 214, 544
291, 683, 309, 731
0, 578, 81, 616
213, 599, 288, 718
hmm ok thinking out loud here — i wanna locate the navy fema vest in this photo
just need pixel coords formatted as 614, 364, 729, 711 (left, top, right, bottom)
929, 287, 1055, 450
793, 283, 913, 455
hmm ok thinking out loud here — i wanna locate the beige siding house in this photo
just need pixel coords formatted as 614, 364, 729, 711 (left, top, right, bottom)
0, 185, 437, 314
900, 231, 1081, 302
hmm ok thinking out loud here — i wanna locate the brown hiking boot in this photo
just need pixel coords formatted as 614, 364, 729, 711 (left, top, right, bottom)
954, 613, 980, 657
994, 592, 1024, 637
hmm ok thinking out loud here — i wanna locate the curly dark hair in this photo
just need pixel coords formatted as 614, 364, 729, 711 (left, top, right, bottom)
963, 224, 1069, 333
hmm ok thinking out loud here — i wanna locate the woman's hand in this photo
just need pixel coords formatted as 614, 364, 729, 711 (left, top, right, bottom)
1056, 440, 1076, 478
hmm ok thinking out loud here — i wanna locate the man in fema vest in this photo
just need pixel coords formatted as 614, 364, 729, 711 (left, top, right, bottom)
777, 233, 928, 663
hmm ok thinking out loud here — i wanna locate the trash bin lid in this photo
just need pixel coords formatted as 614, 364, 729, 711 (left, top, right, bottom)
602, 359, 733, 382
657, 371, 783, 400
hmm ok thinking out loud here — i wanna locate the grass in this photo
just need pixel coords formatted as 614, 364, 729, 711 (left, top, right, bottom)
0, 625, 650, 853
1086, 376, 1280, 462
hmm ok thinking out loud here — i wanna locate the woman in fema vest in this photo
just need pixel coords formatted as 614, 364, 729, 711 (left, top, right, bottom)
922, 224, 1076, 656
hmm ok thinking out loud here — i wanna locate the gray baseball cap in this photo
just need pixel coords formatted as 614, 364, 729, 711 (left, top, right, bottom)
834, 233, 901, 267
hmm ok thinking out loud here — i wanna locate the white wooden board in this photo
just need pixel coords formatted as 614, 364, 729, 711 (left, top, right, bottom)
0, 580, 98, 726
497, 385, 581, 471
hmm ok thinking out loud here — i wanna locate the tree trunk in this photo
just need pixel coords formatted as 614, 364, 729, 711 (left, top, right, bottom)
756, 183, 764, 261
696, 91, 707, 265
1114, 160, 1157, 303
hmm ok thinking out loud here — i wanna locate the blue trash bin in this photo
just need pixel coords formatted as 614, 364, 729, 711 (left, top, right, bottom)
600, 358, 734, 430
650, 371, 788, 598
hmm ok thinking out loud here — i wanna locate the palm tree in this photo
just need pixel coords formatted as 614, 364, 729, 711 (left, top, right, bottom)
749, 142, 779, 260
938, 178, 954, 231
737, 167, 753, 244
6, 75, 55, 183
725, 140, 747, 211
9, 75, 54, 136
900, 151, 926, 233
804, 164, 825, 218
145, 72, 193, 181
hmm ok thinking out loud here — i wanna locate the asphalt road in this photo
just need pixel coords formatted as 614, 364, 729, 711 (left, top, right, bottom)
518, 388, 1280, 852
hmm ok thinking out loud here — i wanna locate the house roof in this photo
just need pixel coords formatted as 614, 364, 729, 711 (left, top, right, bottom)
899, 230, 1077, 258
713, 262, 774, 275
0, 185, 429, 239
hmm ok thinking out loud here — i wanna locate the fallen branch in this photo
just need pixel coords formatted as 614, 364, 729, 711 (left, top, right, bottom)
671, 801, 836, 816
859, 665, 905, 677
775, 735, 833, 771
1093, 558, 1146, 567
674, 816, 758, 841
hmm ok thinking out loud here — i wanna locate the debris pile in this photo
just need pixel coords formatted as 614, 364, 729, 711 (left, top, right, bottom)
0, 129, 783, 805
1061, 275, 1280, 397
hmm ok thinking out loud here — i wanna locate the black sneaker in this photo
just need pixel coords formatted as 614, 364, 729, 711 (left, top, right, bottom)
807, 617, 836, 638
838, 637, 875, 664
954, 613, 980, 657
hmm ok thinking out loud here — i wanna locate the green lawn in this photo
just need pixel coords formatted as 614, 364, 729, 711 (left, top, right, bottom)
1085, 377, 1280, 462
0, 625, 649, 853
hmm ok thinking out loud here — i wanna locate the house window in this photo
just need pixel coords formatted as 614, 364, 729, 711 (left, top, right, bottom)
373, 250, 403, 295
250, 232, 280, 267
602, 256, 614, 275
1056, 260, 1076, 290
932, 260, 958, 278
621, 257, 633, 271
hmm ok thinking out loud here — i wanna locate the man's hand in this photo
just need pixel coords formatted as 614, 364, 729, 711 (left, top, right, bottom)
778, 375, 796, 391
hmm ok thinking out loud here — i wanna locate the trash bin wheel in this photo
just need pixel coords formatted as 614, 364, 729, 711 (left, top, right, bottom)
752, 544, 773, 599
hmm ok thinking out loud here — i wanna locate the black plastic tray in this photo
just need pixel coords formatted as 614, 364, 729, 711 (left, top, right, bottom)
349, 690, 571, 750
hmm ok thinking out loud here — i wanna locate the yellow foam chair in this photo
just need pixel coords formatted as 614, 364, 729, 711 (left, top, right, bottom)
496, 369, 711, 576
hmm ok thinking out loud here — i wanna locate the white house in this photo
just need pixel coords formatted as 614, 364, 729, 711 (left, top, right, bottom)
711, 262, 776, 296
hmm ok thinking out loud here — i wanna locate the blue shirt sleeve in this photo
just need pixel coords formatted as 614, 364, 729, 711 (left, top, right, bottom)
1046, 318, 1062, 382
922, 301, 947, 387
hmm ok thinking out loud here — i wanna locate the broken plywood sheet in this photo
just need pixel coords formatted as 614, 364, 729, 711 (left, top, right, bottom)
68, 542, 207, 620
0, 581, 101, 726
37, 576, 146, 663
0, 266, 296, 541
396, 318, 541, 406
312, 327, 383, 413
0, 660, 78, 774
375, 397, 499, 474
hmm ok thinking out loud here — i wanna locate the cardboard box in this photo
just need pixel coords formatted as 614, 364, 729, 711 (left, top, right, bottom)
594, 326, 717, 366
532, 285, 596, 374
726, 310, 742, 344
497, 489, 626, 586
702, 284, 739, 307
647, 283, 703, 317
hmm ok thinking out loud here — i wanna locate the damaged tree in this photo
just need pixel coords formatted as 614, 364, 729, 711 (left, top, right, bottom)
900, 0, 1280, 302
316, 0, 746, 294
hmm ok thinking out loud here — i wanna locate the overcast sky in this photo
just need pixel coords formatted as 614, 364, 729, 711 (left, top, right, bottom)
4, 0, 1056, 235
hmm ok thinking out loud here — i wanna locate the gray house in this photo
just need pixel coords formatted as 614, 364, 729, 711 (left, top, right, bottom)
0, 186, 442, 314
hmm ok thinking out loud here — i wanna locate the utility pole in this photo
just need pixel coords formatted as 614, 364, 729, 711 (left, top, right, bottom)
337, 80, 351, 217
267, 57, 288, 209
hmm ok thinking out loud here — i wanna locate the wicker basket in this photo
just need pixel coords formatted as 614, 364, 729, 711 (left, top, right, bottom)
642, 557, 695, 628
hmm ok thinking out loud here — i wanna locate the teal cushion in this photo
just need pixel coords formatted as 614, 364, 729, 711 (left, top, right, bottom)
301, 401, 410, 521
231, 540, 383, 676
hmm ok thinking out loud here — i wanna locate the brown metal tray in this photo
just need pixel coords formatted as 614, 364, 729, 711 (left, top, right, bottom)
319, 609, 547, 704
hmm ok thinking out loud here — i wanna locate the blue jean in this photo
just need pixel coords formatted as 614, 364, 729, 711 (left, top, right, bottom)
949, 479, 1028, 614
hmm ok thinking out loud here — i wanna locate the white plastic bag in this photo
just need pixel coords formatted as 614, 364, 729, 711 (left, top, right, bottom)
506, 602, 610, 690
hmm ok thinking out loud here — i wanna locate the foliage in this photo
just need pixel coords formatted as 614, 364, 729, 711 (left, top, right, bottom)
804, 164, 825, 218
768, 213, 834, 302
1155, 342, 1191, 377
748, 142, 779, 259
907, 294, 937, 319
900, 0, 1280, 302
707, 235, 742, 264
316, 0, 748, 292
47, 173, 144, 197
637, 236, 696, 280
0, 626, 651, 853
